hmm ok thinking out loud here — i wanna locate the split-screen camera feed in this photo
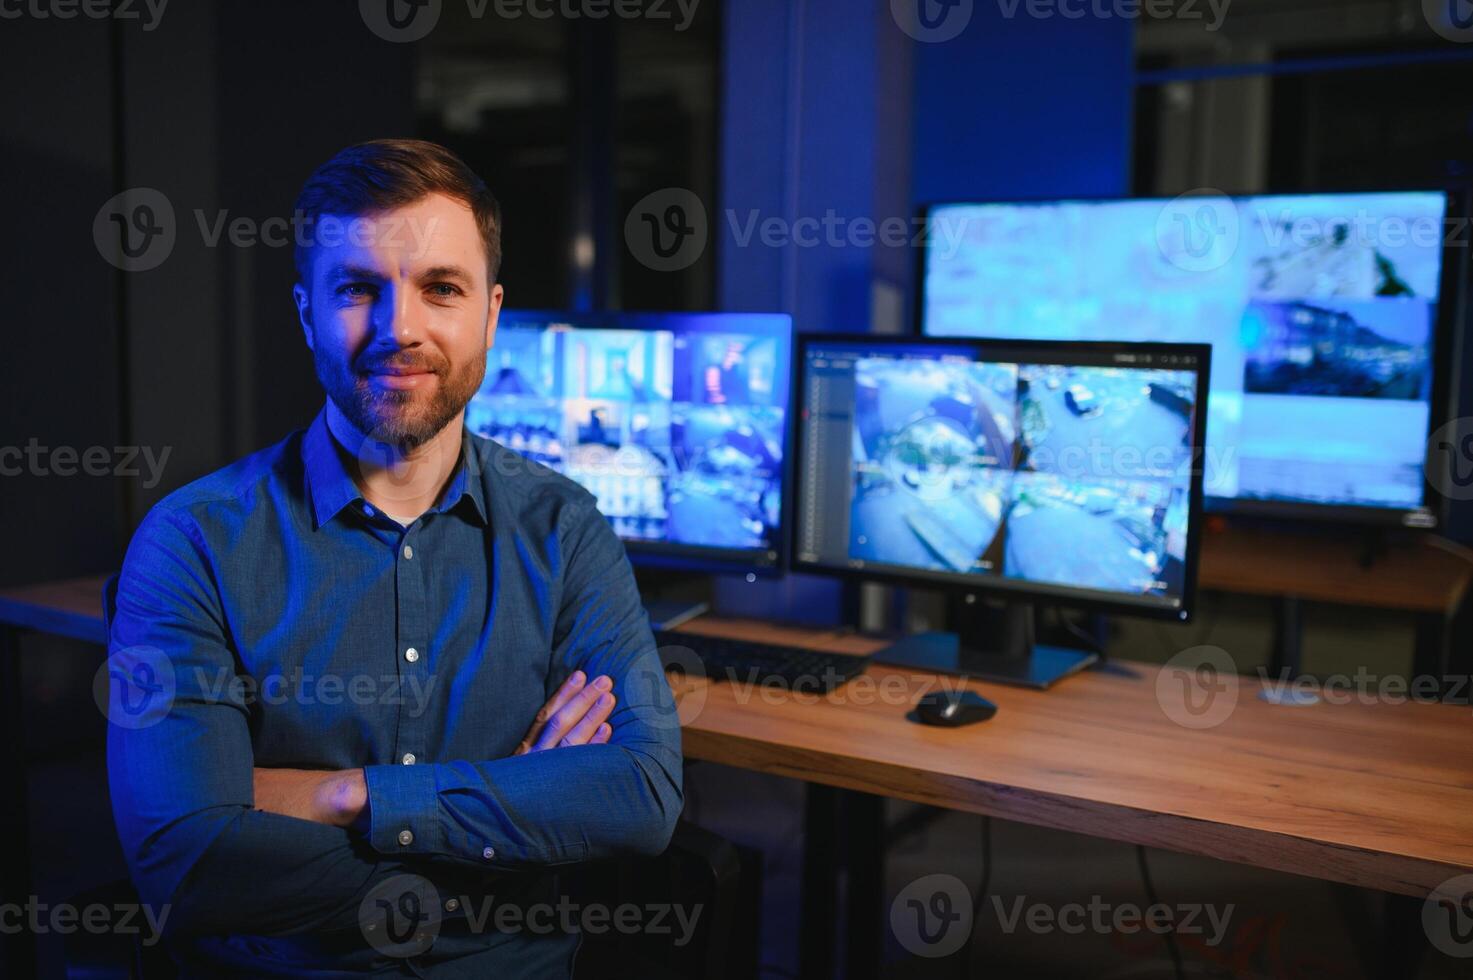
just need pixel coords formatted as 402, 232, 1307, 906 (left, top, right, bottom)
844, 350, 1198, 600
465, 314, 789, 555
922, 192, 1446, 512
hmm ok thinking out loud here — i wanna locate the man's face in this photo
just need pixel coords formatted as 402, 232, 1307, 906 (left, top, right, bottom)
293, 192, 502, 450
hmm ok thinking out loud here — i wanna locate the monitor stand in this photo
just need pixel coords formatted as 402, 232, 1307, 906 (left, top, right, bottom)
873, 599, 1097, 690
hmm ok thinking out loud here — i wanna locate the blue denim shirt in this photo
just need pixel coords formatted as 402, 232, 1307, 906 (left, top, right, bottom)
106, 409, 683, 977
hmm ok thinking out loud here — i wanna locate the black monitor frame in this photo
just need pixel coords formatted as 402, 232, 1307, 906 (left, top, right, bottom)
483, 309, 796, 578
912, 188, 1469, 532
789, 332, 1213, 625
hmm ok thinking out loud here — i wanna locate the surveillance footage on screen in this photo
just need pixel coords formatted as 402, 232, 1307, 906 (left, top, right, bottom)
846, 355, 1196, 597
922, 192, 1444, 511
466, 323, 786, 551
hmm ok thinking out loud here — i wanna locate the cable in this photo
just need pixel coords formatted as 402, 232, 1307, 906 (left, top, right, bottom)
1135, 845, 1185, 980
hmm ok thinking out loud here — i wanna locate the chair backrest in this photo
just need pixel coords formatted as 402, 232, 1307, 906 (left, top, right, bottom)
101, 573, 119, 638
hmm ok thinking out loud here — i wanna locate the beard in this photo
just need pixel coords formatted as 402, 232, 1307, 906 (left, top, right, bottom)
315, 342, 486, 452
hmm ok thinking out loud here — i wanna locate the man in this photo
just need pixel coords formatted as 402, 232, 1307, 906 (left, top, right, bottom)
106, 139, 683, 977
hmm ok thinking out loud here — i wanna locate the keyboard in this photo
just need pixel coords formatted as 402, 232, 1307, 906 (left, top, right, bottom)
653, 630, 871, 691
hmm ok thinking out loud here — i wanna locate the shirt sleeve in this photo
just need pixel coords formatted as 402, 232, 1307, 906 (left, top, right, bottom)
107, 506, 413, 938
362, 498, 684, 869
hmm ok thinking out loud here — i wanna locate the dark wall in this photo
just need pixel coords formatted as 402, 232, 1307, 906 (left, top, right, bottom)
121, 1, 416, 516
0, 1, 415, 588
213, 2, 417, 462
0, 17, 121, 587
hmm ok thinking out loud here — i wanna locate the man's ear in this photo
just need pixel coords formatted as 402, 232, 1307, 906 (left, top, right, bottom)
293, 281, 314, 351
484, 282, 504, 350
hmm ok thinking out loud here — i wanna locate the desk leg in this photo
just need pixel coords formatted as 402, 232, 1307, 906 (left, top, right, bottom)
800, 783, 840, 980
799, 786, 886, 980
0, 626, 36, 979
1378, 892, 1427, 980
841, 792, 883, 980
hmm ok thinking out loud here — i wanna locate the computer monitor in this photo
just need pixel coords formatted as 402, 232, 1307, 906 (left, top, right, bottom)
467, 310, 793, 577
793, 334, 1211, 688
918, 191, 1462, 528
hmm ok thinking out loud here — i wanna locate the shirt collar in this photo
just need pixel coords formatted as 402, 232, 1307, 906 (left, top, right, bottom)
303, 408, 489, 530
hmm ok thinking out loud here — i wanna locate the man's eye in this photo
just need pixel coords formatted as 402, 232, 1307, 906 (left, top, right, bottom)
427, 282, 463, 298
339, 283, 375, 299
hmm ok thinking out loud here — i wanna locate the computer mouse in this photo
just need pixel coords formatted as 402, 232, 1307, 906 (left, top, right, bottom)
913, 689, 998, 728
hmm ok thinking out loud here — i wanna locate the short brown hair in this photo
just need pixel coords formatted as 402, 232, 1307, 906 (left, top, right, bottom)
293, 138, 502, 284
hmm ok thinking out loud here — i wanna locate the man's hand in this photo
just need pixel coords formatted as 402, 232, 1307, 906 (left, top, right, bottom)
515, 670, 616, 755
253, 767, 367, 829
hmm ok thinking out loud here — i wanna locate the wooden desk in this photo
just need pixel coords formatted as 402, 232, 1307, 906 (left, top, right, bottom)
671, 615, 1473, 978
0, 574, 109, 644
1197, 527, 1473, 678
1199, 526, 1472, 616
670, 616, 1473, 899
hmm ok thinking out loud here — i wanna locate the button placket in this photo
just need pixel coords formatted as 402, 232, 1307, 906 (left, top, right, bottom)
394, 521, 430, 828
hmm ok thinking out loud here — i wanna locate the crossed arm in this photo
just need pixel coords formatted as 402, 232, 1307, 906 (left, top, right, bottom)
252, 669, 620, 828
107, 504, 683, 939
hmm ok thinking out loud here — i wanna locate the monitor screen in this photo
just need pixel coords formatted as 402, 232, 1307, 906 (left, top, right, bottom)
794, 336, 1210, 618
467, 310, 792, 571
920, 192, 1452, 523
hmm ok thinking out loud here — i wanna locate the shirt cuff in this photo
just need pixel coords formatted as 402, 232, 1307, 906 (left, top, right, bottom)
363, 763, 443, 858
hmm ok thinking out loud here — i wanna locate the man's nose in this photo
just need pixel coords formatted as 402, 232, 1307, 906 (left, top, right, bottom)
375, 283, 427, 347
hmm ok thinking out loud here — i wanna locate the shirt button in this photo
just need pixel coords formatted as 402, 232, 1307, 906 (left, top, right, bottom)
402, 753, 416, 765
398, 829, 414, 846
405, 648, 419, 663
482, 846, 495, 861
363, 504, 374, 516
403, 544, 414, 560
444, 898, 460, 913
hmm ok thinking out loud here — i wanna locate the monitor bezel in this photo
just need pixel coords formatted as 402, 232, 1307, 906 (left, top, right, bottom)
912, 188, 1467, 531
789, 332, 1213, 623
486, 309, 795, 577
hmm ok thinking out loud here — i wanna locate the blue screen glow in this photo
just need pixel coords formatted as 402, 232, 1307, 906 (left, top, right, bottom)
797, 339, 1205, 609
922, 192, 1448, 512
467, 311, 791, 562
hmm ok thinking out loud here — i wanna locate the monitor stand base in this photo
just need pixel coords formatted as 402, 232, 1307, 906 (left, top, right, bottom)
874, 631, 1098, 690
